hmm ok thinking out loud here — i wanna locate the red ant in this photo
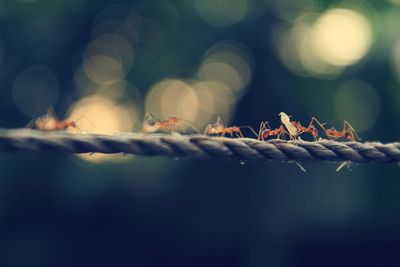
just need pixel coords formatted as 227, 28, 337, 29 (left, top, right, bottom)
204, 116, 258, 138
323, 121, 360, 141
142, 112, 199, 133
290, 117, 327, 140
258, 121, 289, 140
260, 115, 325, 141
27, 107, 88, 132
292, 118, 359, 141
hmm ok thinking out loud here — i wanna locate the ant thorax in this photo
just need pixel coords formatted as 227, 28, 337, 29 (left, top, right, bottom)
210, 123, 225, 134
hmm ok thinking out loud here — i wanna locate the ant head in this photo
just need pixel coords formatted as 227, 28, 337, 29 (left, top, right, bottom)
343, 130, 356, 141
145, 112, 155, 118
69, 121, 77, 128
144, 112, 160, 124
144, 117, 158, 126
260, 129, 271, 139
142, 117, 160, 133
170, 117, 179, 123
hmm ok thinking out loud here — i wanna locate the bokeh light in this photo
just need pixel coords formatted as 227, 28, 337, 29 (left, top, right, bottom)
198, 62, 244, 91
68, 95, 138, 161
83, 55, 126, 85
68, 95, 137, 134
85, 34, 135, 69
97, 80, 140, 101
311, 8, 373, 66
12, 65, 59, 117
74, 8, 139, 99
334, 80, 380, 132
275, 7, 373, 78
275, 18, 343, 78
265, 0, 314, 22
192, 81, 235, 127
387, 0, 400, 5
390, 38, 400, 82
142, 41, 253, 130
145, 79, 199, 129
197, 41, 253, 93
194, 0, 249, 27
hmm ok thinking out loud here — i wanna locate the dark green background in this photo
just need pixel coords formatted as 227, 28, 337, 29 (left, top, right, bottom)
0, 0, 399, 266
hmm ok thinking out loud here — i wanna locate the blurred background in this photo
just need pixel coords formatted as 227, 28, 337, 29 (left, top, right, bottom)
1, 0, 400, 266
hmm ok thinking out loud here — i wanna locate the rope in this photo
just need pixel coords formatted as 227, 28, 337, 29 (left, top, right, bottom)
0, 129, 399, 164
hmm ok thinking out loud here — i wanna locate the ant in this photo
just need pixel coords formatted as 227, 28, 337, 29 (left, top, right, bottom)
323, 121, 360, 141
142, 112, 199, 133
258, 112, 298, 140
204, 116, 258, 138
279, 113, 328, 140
258, 121, 288, 140
27, 107, 88, 132
290, 117, 327, 140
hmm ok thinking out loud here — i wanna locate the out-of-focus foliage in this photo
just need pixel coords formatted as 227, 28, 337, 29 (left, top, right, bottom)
0, 0, 400, 266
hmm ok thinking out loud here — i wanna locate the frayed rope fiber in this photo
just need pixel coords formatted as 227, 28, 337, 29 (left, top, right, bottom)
0, 129, 399, 163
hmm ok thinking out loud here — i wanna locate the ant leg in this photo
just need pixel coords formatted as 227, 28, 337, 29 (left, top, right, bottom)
309, 117, 327, 130
280, 128, 290, 140
204, 124, 211, 135
258, 121, 265, 140
261, 121, 274, 140
75, 115, 94, 128
239, 125, 258, 139
25, 118, 36, 129
343, 121, 360, 141
144, 112, 155, 120
309, 117, 328, 140
74, 125, 81, 134
47, 106, 57, 119
216, 116, 224, 126
336, 161, 352, 172
176, 118, 200, 133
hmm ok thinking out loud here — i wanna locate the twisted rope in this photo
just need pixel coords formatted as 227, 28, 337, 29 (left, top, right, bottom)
0, 129, 399, 164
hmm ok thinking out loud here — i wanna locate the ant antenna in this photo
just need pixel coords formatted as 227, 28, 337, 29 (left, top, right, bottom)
75, 114, 95, 129
344, 121, 361, 141
47, 106, 57, 119
25, 117, 36, 129
145, 112, 155, 118
308, 117, 327, 132
203, 124, 212, 135
216, 116, 225, 127
175, 117, 200, 133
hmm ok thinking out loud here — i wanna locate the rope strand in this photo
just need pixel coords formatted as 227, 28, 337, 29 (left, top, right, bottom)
0, 129, 399, 163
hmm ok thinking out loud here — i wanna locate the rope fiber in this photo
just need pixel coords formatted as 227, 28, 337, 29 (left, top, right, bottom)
0, 129, 399, 164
